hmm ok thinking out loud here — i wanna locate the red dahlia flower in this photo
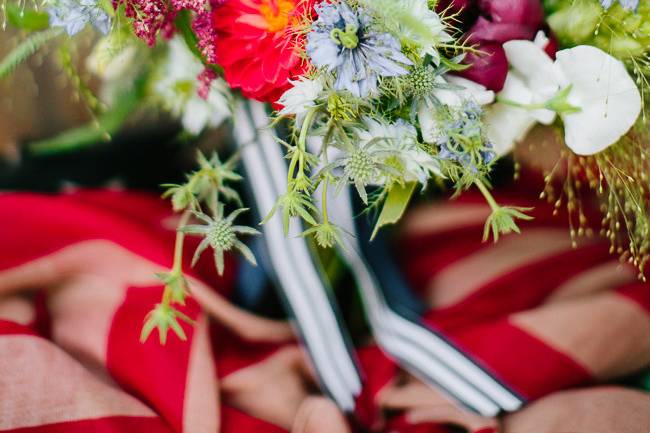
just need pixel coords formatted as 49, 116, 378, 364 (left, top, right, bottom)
213, 0, 314, 102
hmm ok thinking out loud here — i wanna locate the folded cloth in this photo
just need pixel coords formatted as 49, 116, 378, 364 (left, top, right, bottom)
354, 188, 650, 432
0, 189, 293, 433
1, 188, 650, 433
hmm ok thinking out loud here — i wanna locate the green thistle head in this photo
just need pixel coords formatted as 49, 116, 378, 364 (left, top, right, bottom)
346, 149, 376, 183
206, 218, 237, 250
404, 66, 437, 97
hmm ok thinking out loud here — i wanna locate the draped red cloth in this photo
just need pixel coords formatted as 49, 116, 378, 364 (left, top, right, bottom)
1, 186, 650, 433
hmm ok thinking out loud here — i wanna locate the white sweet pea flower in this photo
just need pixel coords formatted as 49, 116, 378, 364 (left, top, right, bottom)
277, 76, 325, 123
555, 46, 641, 155
486, 35, 641, 155
155, 37, 231, 135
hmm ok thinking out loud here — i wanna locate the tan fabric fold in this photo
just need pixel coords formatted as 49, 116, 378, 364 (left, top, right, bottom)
512, 292, 650, 379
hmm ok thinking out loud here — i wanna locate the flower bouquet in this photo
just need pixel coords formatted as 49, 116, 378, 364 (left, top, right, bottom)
1, 0, 649, 399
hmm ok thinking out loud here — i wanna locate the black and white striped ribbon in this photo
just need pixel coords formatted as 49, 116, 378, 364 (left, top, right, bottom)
321, 186, 524, 416
233, 100, 361, 411
233, 99, 524, 416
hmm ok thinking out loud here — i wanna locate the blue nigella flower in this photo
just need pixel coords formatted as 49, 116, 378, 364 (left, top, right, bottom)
47, 0, 111, 36
437, 101, 495, 172
600, 0, 639, 11
306, 2, 412, 98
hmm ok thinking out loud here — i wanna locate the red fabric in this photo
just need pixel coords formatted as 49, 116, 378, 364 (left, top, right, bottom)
5, 417, 172, 433
0, 187, 649, 433
453, 320, 592, 399
107, 286, 200, 433
0, 320, 38, 337
0, 190, 243, 433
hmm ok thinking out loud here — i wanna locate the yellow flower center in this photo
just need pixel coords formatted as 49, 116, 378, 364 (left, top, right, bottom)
259, 0, 296, 33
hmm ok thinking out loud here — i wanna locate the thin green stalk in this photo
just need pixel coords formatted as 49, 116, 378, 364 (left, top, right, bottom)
162, 210, 191, 307
474, 178, 499, 211
298, 108, 317, 151
322, 178, 330, 224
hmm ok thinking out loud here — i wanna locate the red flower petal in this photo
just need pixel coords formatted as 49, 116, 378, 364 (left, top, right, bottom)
212, 0, 314, 102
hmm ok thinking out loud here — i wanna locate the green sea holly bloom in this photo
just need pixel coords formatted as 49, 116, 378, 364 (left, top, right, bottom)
181, 208, 259, 275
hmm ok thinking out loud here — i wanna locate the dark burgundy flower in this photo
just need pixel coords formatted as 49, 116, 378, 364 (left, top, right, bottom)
443, 0, 547, 92
458, 43, 508, 92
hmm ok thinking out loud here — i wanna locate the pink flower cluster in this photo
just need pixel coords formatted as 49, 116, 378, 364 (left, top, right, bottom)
192, 9, 219, 64
197, 67, 218, 99
114, 0, 222, 55
113, 0, 174, 46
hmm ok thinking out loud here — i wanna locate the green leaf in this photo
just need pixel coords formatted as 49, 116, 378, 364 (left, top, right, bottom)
6, 5, 50, 31
28, 76, 144, 155
439, 55, 471, 72
0, 28, 62, 79
371, 182, 417, 240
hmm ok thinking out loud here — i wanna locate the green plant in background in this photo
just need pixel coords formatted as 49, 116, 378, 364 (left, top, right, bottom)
538, 0, 650, 279
545, 0, 650, 101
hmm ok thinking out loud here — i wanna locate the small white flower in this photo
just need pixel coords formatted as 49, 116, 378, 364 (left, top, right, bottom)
390, 0, 453, 64
419, 75, 494, 144
277, 76, 325, 122
487, 36, 641, 156
434, 75, 495, 108
418, 101, 438, 145
355, 117, 439, 184
155, 37, 231, 135
86, 37, 140, 105
86, 38, 138, 81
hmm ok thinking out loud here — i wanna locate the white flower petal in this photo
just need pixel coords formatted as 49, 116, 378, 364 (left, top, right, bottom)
446, 76, 495, 106
182, 98, 210, 135
555, 45, 641, 155
277, 76, 324, 119
533, 30, 550, 50
418, 100, 437, 144
485, 103, 537, 156
503, 40, 561, 107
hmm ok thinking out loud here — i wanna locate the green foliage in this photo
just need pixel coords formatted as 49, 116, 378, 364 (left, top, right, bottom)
28, 77, 144, 154
371, 181, 417, 239
0, 28, 62, 79
483, 206, 534, 243
140, 303, 194, 344
5, 4, 49, 31
475, 178, 534, 243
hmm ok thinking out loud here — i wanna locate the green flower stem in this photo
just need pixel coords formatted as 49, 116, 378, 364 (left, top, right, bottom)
474, 178, 500, 212
496, 96, 547, 111
162, 210, 191, 306
299, 108, 317, 152
287, 108, 317, 188
172, 211, 192, 273
496, 85, 581, 115
322, 178, 330, 224
286, 151, 300, 187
